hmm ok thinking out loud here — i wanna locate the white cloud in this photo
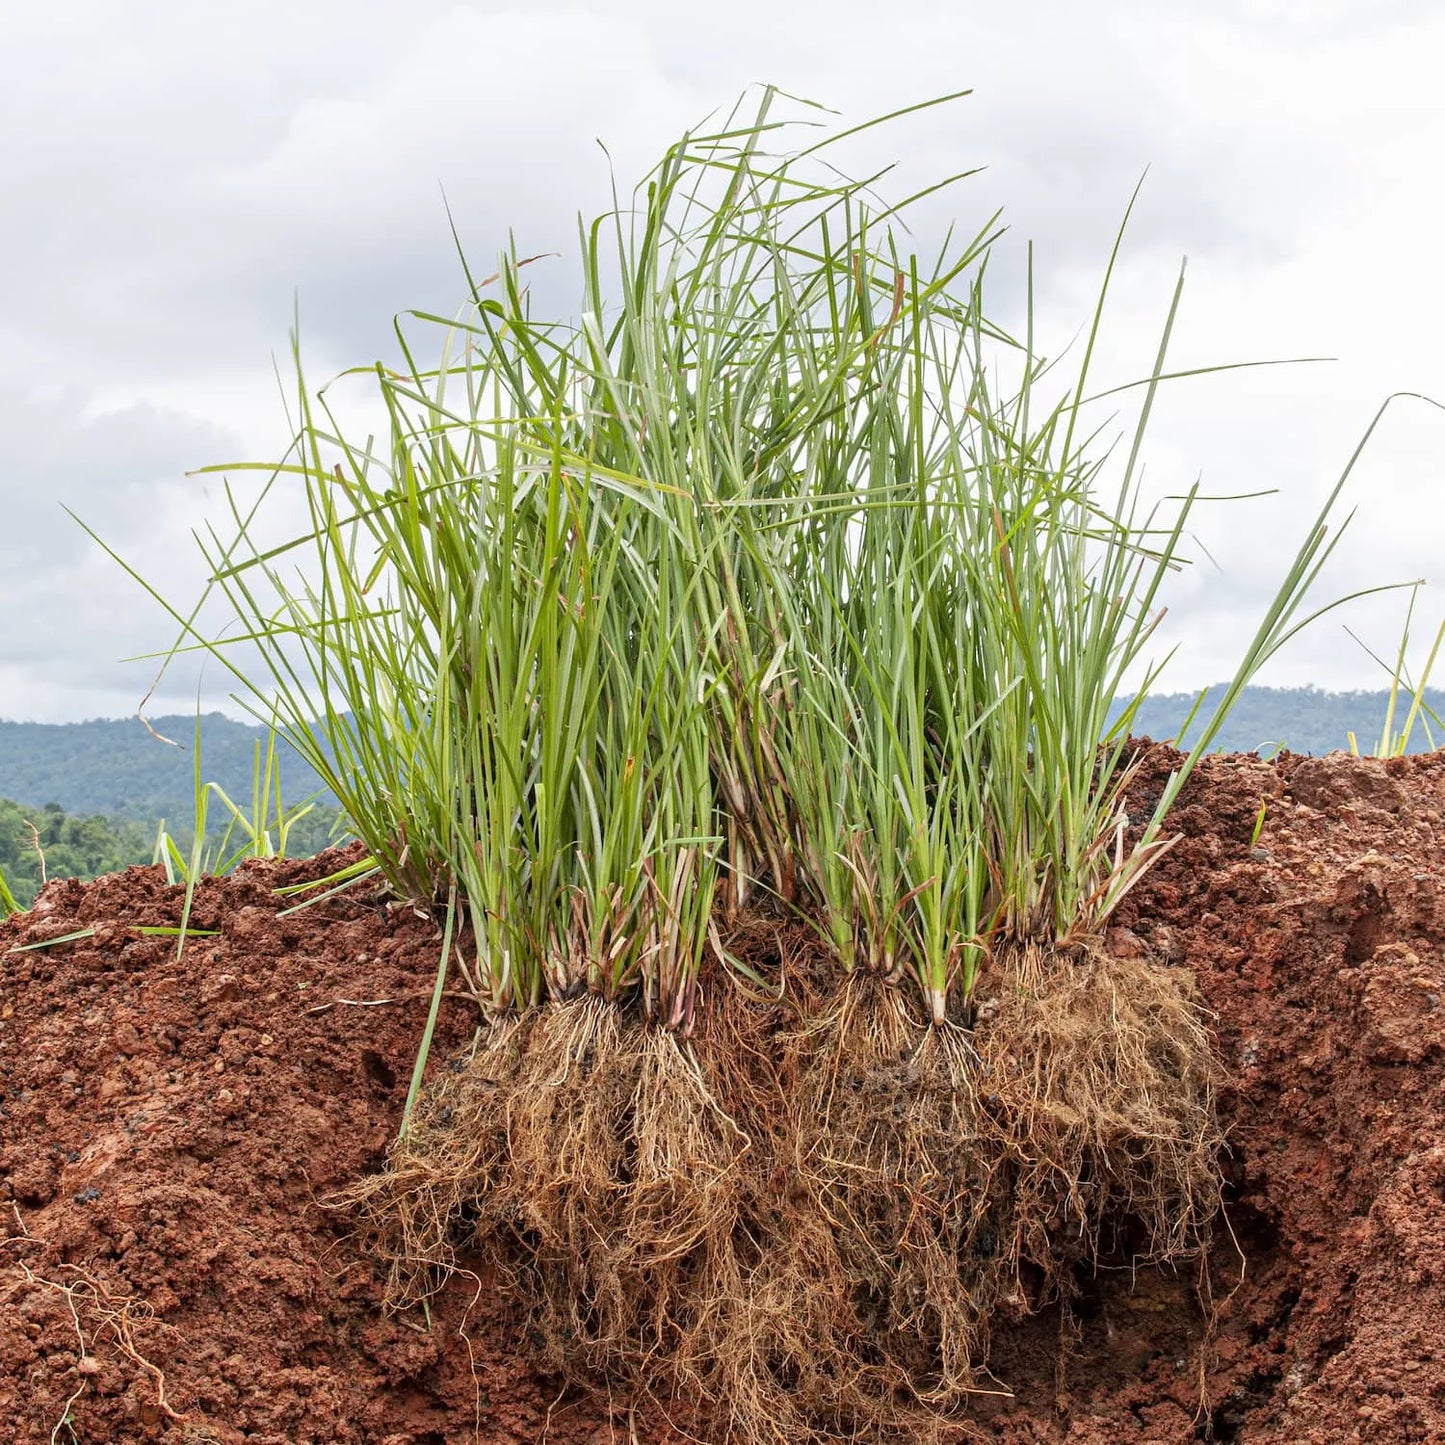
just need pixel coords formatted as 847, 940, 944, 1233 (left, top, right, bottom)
3, 0, 1445, 720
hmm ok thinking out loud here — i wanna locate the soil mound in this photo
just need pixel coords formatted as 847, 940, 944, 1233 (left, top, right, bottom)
2, 749, 1442, 1443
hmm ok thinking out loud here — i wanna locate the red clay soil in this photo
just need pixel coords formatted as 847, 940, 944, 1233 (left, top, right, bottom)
1, 748, 1442, 1444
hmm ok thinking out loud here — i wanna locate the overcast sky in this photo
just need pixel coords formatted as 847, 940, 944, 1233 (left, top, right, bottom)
3, 0, 1444, 722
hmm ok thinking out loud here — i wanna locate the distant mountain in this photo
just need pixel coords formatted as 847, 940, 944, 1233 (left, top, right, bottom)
1, 687, 1441, 830
0, 713, 335, 827
1114, 685, 1445, 757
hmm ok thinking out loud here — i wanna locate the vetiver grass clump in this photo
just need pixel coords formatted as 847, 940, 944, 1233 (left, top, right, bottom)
132, 89, 1380, 1441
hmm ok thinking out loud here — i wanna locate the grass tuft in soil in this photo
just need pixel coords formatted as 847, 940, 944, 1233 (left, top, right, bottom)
337, 941, 1222, 1442
89, 80, 1412, 1444
977, 945, 1225, 1302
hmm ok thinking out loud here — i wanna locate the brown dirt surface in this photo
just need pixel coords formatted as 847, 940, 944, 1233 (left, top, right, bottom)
1, 749, 1442, 1443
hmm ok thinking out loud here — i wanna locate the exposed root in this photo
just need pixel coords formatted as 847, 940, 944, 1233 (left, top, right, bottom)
506, 1011, 751, 1383
791, 976, 1004, 1410
332, 1012, 526, 1304
341, 943, 1224, 1443
334, 995, 753, 1401
488, 996, 645, 1368
4, 1207, 187, 1435
627, 1029, 748, 1269
621, 1028, 749, 1380
975, 942, 1224, 1297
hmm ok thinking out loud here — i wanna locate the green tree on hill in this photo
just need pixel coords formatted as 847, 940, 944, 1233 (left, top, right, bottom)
0, 797, 152, 908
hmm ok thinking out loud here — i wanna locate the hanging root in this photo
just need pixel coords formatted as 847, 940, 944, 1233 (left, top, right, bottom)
666, 950, 1221, 1441
338, 946, 1224, 1443
974, 942, 1225, 1300
556, 1022, 749, 1386
648, 972, 997, 1444
332, 994, 753, 1399
788, 976, 1005, 1410
331, 1012, 526, 1304
626, 1029, 748, 1271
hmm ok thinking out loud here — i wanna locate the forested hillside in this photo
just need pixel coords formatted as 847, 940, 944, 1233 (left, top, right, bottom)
2, 691, 1443, 827
1120, 685, 1445, 756
0, 798, 152, 908
1, 687, 1441, 908
0, 713, 335, 823
0, 795, 345, 908
0, 715, 346, 907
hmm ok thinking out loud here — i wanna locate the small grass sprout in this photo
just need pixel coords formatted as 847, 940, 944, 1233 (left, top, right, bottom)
144, 714, 335, 958
0, 863, 21, 918
1345, 579, 1445, 757
1250, 798, 1269, 849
